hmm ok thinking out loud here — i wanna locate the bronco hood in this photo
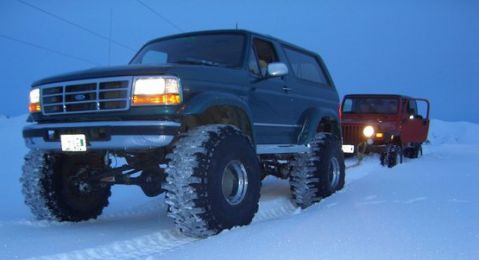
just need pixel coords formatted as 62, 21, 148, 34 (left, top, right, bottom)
32, 64, 178, 86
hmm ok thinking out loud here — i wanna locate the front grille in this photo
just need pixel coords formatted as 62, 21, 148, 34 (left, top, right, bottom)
40, 77, 132, 115
341, 125, 364, 145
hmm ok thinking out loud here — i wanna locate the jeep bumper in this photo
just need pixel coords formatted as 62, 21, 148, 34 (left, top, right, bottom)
342, 142, 387, 155
23, 120, 181, 151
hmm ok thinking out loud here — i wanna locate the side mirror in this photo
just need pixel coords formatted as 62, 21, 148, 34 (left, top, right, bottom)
267, 62, 288, 77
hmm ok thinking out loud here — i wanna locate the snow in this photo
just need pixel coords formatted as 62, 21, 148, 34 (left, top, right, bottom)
1, 117, 478, 259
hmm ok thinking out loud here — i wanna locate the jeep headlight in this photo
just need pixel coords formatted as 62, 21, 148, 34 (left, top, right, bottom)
362, 125, 375, 138
29, 88, 41, 113
132, 76, 182, 106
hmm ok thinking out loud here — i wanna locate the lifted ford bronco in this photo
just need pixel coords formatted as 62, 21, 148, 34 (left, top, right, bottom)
341, 94, 430, 167
22, 30, 345, 237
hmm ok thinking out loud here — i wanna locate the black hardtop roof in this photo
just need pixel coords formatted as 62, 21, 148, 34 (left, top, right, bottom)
142, 29, 319, 56
344, 94, 414, 99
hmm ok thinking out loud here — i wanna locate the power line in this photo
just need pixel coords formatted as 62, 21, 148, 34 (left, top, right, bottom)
16, 0, 136, 52
0, 34, 101, 66
136, 0, 184, 32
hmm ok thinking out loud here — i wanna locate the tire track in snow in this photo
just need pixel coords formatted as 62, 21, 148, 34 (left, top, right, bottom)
31, 229, 195, 260
30, 156, 383, 259
29, 188, 300, 259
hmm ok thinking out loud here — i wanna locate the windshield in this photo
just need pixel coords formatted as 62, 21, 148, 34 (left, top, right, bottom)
342, 97, 399, 114
130, 34, 245, 68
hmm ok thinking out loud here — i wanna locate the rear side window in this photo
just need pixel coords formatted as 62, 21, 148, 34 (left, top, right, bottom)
283, 47, 328, 85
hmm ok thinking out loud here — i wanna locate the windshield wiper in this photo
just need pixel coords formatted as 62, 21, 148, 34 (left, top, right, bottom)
173, 58, 225, 67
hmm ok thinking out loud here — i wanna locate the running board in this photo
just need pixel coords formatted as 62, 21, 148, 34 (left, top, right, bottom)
256, 144, 310, 155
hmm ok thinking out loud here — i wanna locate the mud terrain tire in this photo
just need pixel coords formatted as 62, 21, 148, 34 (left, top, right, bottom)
381, 144, 403, 168
164, 125, 261, 238
21, 151, 111, 222
289, 133, 346, 208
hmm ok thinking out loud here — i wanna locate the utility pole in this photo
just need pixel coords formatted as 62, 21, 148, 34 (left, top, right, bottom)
108, 8, 113, 65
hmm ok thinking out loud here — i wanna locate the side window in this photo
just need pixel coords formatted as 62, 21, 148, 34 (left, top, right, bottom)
248, 48, 260, 75
283, 47, 328, 85
253, 38, 278, 76
408, 100, 418, 115
402, 100, 408, 114
342, 99, 353, 113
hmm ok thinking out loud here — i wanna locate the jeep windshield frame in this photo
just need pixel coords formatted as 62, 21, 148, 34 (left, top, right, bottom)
342, 96, 400, 115
130, 33, 246, 68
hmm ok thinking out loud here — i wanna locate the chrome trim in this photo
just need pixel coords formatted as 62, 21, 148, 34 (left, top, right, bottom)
256, 144, 310, 154
222, 160, 248, 206
42, 88, 125, 97
24, 135, 175, 151
253, 123, 302, 128
24, 120, 181, 130
267, 62, 289, 77
329, 157, 341, 188
38, 76, 133, 115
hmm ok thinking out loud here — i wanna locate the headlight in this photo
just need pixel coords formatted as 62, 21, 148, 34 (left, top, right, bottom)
29, 88, 41, 113
362, 125, 375, 138
132, 76, 182, 106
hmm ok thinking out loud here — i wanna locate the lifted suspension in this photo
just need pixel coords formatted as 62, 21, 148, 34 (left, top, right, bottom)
87, 152, 167, 197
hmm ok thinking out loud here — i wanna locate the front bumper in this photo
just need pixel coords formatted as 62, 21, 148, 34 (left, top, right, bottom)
23, 120, 181, 151
342, 142, 387, 154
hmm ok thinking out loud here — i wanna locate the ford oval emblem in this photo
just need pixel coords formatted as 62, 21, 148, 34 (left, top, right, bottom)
74, 94, 86, 101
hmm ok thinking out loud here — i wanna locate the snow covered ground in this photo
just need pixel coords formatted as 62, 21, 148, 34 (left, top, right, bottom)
0, 116, 478, 259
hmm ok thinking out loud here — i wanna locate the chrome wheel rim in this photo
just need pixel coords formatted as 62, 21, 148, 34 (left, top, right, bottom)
221, 160, 248, 205
329, 157, 340, 188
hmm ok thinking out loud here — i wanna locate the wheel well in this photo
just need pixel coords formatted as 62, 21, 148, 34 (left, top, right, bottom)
183, 106, 254, 143
317, 117, 341, 138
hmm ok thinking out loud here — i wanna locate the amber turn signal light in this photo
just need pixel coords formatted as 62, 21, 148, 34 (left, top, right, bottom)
29, 103, 41, 113
375, 133, 384, 138
132, 94, 181, 106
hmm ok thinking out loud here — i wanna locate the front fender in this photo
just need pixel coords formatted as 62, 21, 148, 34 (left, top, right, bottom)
179, 91, 253, 118
178, 91, 256, 143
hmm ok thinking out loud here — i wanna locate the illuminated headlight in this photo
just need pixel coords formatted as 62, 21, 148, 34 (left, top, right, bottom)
29, 88, 41, 113
132, 76, 182, 105
362, 125, 375, 138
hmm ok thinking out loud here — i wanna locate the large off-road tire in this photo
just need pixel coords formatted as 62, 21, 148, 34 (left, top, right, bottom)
404, 144, 422, 159
21, 151, 111, 222
380, 144, 403, 168
289, 133, 346, 208
164, 125, 261, 238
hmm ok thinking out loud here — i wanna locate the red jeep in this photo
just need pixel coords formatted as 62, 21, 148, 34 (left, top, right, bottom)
340, 94, 430, 167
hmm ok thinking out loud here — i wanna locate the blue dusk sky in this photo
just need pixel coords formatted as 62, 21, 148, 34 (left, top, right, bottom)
0, 0, 478, 122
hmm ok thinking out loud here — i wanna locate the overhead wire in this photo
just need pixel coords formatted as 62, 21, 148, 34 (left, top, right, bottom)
0, 34, 100, 66
135, 0, 184, 32
16, 0, 136, 52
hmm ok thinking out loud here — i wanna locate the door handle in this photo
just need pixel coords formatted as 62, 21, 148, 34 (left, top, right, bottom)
282, 86, 292, 92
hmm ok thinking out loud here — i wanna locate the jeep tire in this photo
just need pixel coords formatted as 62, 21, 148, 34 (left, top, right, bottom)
21, 151, 111, 222
381, 144, 403, 168
404, 144, 422, 159
289, 133, 346, 208
164, 125, 261, 238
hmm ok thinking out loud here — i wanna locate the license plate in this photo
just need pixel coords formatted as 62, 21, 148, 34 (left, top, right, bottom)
342, 144, 355, 153
60, 134, 87, 152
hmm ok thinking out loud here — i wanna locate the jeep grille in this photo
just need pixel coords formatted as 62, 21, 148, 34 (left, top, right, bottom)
40, 77, 132, 115
341, 125, 364, 145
